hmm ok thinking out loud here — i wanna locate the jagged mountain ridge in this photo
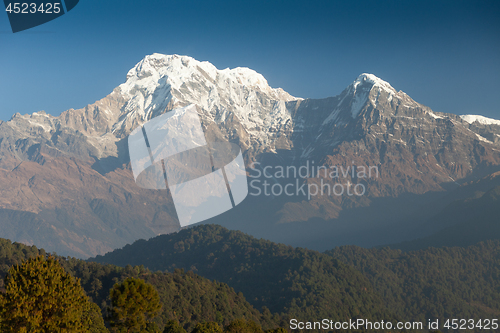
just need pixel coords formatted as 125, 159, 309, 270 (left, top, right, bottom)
6, 54, 499, 170
1, 53, 500, 257
5, 54, 500, 172
1, 54, 300, 167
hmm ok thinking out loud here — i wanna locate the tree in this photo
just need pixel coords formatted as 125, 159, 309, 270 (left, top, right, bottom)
145, 321, 161, 332
191, 322, 223, 333
163, 320, 187, 333
82, 301, 109, 333
264, 329, 287, 333
108, 277, 161, 332
0, 293, 4, 329
0, 255, 91, 332
223, 319, 263, 333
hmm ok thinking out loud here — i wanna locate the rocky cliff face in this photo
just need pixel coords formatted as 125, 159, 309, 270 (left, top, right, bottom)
1, 54, 499, 257
303, 73, 500, 191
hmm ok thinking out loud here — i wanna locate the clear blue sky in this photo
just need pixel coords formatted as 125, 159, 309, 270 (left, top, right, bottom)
1, 0, 499, 121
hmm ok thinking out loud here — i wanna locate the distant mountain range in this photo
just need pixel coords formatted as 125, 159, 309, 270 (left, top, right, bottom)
1, 53, 499, 257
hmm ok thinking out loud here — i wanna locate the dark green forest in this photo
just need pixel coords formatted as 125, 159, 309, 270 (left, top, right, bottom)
92, 224, 500, 332
0, 238, 285, 332
1, 223, 500, 332
326, 241, 500, 326
92, 225, 397, 325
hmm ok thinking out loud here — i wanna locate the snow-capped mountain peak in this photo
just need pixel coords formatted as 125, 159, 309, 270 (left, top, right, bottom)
5, 54, 499, 176
352, 73, 396, 94
120, 53, 296, 103
347, 73, 423, 119
113, 53, 299, 138
122, 54, 218, 95
336, 73, 400, 119
460, 114, 500, 126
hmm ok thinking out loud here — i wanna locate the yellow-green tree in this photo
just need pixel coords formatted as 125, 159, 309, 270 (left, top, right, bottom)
108, 277, 161, 332
264, 329, 287, 333
0, 292, 4, 328
162, 319, 187, 333
82, 301, 109, 332
191, 322, 223, 333
0, 255, 93, 332
223, 319, 262, 333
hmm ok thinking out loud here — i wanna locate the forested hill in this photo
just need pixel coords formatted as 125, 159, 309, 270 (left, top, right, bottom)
3, 224, 499, 332
92, 224, 500, 332
91, 224, 397, 325
326, 241, 500, 326
0, 238, 282, 332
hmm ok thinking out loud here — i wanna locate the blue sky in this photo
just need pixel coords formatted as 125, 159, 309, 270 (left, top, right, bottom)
1, 0, 499, 121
